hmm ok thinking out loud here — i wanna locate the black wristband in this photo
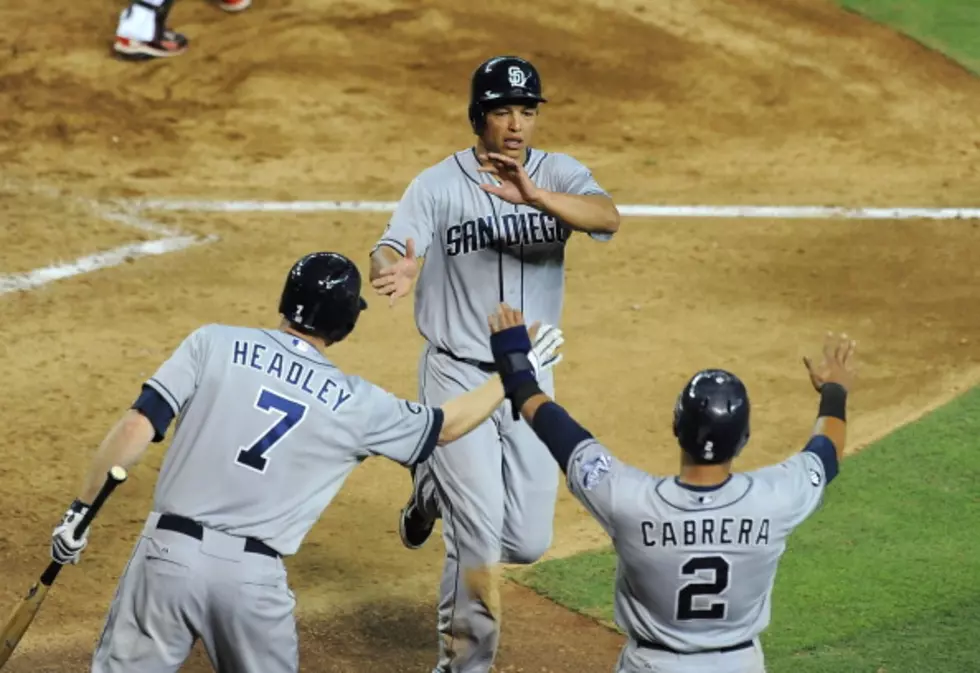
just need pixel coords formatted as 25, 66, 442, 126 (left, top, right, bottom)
818, 382, 847, 421
509, 380, 544, 420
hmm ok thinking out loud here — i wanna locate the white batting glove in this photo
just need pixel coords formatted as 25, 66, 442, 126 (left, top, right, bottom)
51, 500, 90, 565
528, 324, 564, 377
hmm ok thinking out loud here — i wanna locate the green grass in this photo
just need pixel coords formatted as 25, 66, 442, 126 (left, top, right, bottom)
838, 0, 980, 73
513, 387, 980, 672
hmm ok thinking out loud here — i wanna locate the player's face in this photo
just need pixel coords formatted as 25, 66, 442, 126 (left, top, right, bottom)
481, 104, 538, 159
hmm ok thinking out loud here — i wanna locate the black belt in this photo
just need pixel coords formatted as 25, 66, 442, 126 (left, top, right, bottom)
156, 513, 280, 559
636, 638, 753, 655
436, 347, 497, 373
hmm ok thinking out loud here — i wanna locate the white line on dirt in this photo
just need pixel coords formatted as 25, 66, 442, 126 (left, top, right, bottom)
0, 235, 212, 295
124, 199, 980, 219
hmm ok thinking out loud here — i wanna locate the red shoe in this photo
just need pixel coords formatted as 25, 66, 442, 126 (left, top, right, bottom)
219, 0, 252, 12
113, 29, 188, 60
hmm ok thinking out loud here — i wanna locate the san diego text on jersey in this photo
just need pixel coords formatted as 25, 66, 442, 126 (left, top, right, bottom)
640, 517, 772, 548
445, 212, 567, 257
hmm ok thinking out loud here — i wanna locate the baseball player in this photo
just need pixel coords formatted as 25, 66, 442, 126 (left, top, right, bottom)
487, 313, 857, 673
369, 55, 620, 671
113, 0, 250, 61
47, 253, 563, 673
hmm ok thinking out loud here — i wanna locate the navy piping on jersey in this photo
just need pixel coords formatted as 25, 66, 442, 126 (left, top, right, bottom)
453, 152, 504, 302
375, 237, 407, 256
148, 377, 181, 413
674, 474, 734, 492
260, 330, 338, 369
654, 476, 755, 513
411, 408, 444, 465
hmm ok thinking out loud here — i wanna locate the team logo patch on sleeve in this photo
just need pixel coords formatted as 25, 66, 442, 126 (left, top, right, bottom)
809, 469, 822, 487
580, 453, 612, 491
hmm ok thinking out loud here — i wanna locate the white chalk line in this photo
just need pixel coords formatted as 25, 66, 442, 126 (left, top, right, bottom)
123, 198, 980, 220
0, 184, 217, 296
0, 236, 212, 295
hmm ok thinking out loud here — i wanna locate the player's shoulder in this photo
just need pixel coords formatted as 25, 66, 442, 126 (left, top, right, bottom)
414, 152, 469, 183
745, 451, 825, 491
535, 149, 590, 171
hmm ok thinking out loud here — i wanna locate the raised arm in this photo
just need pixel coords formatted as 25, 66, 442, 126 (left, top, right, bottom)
486, 305, 593, 473
476, 152, 620, 235
438, 322, 564, 445
803, 332, 857, 463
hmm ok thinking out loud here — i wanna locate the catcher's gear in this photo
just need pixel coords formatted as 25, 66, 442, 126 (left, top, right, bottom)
469, 55, 548, 134
673, 369, 751, 465
278, 252, 368, 344
51, 500, 91, 565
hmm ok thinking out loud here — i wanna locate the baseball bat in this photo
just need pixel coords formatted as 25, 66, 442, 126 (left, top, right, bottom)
0, 466, 127, 669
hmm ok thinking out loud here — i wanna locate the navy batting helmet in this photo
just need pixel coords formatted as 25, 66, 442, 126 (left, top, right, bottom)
278, 252, 368, 344
673, 369, 751, 465
468, 56, 548, 134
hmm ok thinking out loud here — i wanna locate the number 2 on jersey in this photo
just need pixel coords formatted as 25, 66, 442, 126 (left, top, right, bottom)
676, 555, 731, 621
236, 388, 309, 473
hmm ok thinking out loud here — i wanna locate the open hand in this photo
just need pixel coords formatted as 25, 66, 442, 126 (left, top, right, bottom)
803, 332, 857, 393
488, 304, 564, 376
370, 238, 418, 306
477, 153, 543, 207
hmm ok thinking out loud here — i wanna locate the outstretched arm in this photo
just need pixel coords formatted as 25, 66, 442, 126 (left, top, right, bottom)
476, 152, 620, 235
487, 305, 593, 473
530, 191, 620, 235
799, 332, 857, 482
438, 322, 564, 446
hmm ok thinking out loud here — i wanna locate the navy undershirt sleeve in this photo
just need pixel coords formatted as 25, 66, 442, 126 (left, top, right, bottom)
132, 385, 176, 443
803, 434, 839, 485
531, 402, 594, 473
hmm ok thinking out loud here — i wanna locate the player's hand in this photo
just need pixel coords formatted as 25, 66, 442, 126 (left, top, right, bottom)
371, 238, 418, 307
803, 332, 857, 393
488, 305, 564, 377
488, 303, 526, 333
477, 152, 544, 207
51, 500, 90, 565
529, 322, 564, 376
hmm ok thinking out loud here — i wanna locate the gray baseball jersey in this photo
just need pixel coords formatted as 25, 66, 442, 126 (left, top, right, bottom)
144, 323, 441, 555
567, 438, 834, 653
372, 148, 611, 362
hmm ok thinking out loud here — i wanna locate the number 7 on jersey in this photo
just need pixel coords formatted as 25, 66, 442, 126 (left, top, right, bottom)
236, 388, 309, 473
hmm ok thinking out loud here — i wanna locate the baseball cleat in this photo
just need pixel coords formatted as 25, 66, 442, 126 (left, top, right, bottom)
399, 495, 435, 550
219, 0, 252, 12
113, 30, 188, 61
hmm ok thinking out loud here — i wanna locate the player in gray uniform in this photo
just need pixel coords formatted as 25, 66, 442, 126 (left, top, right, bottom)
369, 55, 620, 672
485, 310, 857, 673
47, 254, 563, 673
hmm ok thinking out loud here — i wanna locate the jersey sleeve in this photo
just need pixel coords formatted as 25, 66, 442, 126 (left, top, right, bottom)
144, 326, 211, 416
360, 381, 444, 466
372, 175, 438, 258
549, 153, 615, 242
565, 439, 644, 540
755, 441, 834, 530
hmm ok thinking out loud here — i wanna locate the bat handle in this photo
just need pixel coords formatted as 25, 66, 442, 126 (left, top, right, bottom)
73, 466, 128, 540
41, 466, 129, 586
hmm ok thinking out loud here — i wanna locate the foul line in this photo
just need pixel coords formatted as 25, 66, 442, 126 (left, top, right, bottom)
0, 236, 207, 295
0, 186, 216, 296
125, 198, 980, 220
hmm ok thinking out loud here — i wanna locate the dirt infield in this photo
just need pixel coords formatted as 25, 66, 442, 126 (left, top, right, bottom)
2, 0, 980, 670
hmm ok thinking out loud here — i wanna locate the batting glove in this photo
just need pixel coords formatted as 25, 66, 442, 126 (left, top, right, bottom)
528, 324, 564, 377
51, 499, 90, 565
